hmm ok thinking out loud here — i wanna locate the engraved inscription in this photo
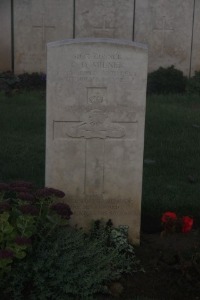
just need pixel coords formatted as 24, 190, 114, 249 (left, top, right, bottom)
67, 196, 133, 217
65, 51, 135, 84
87, 87, 107, 105
67, 109, 125, 139
53, 88, 138, 196
74, 52, 122, 60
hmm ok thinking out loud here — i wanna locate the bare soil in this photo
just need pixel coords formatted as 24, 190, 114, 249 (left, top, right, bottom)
99, 228, 200, 300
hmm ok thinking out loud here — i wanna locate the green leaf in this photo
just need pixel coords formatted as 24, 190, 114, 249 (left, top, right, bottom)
14, 250, 26, 260
16, 215, 36, 237
0, 212, 10, 222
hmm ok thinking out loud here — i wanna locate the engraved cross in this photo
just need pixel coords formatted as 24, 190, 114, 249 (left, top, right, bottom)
54, 107, 137, 196
94, 15, 116, 37
33, 14, 55, 50
53, 88, 137, 197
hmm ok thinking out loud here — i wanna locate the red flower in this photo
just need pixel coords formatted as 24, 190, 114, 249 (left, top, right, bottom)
161, 211, 177, 223
182, 216, 193, 233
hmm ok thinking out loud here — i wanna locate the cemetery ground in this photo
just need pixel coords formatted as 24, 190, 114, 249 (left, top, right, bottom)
0, 91, 200, 299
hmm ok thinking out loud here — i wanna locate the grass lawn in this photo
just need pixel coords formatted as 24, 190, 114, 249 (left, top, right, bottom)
143, 94, 200, 221
0, 91, 46, 187
0, 91, 200, 220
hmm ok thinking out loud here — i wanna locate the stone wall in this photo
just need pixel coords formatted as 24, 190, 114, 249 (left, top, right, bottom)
1, 0, 199, 75
14, 0, 74, 73
191, 0, 200, 75
75, 0, 134, 39
134, 0, 194, 76
0, 0, 12, 71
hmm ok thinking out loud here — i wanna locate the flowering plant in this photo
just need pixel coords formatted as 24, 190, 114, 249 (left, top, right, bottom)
161, 211, 193, 235
0, 181, 72, 275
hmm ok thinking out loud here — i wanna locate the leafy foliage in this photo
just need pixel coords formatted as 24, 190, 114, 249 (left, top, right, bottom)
17, 73, 46, 90
1, 220, 140, 300
147, 65, 187, 95
0, 181, 71, 277
0, 72, 46, 95
187, 71, 200, 95
0, 72, 19, 96
90, 220, 139, 274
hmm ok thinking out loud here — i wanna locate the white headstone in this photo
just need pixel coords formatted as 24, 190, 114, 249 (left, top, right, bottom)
14, 0, 73, 74
134, 0, 194, 76
46, 38, 148, 244
75, 0, 134, 39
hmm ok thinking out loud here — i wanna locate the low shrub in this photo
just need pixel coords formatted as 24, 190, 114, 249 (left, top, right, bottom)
0, 181, 71, 278
29, 222, 139, 299
17, 73, 46, 90
187, 71, 200, 95
7, 221, 140, 299
147, 65, 187, 95
0, 72, 19, 96
0, 72, 46, 95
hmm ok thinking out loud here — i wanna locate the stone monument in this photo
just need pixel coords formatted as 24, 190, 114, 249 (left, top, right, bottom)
14, 0, 73, 74
134, 0, 194, 76
75, 0, 134, 39
46, 38, 148, 244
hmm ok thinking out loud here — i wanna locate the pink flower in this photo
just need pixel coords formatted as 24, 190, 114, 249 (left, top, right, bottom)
161, 211, 177, 223
48, 188, 65, 198
0, 183, 10, 191
0, 202, 11, 213
15, 236, 31, 246
51, 202, 72, 219
10, 181, 33, 189
0, 249, 14, 259
35, 187, 65, 198
182, 216, 193, 233
19, 204, 39, 216
18, 192, 35, 202
11, 187, 30, 193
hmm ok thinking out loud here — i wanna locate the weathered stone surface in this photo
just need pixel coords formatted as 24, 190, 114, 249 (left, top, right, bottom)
75, 0, 134, 39
191, 1, 200, 75
134, 0, 194, 76
46, 38, 148, 244
14, 0, 73, 74
0, 0, 12, 71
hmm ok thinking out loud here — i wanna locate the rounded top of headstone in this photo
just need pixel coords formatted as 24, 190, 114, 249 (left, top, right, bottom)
47, 38, 148, 51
